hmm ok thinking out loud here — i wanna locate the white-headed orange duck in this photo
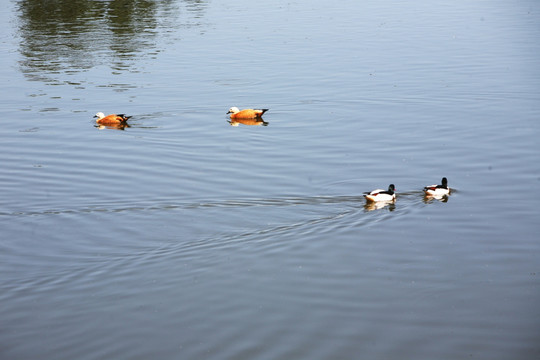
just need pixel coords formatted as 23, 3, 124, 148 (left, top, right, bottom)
94, 112, 131, 126
227, 107, 268, 120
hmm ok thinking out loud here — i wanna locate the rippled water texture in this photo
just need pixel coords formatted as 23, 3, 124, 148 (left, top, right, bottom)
1, 0, 539, 359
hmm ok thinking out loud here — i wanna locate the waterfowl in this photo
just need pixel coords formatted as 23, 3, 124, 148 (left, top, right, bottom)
364, 184, 396, 202
227, 107, 268, 120
94, 112, 131, 126
424, 177, 450, 196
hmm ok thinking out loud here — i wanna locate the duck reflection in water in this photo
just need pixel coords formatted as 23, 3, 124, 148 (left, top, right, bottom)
364, 200, 396, 212
228, 118, 269, 126
96, 123, 130, 131
423, 193, 449, 203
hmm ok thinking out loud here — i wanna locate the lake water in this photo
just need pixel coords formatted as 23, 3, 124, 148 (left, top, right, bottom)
1, 0, 539, 359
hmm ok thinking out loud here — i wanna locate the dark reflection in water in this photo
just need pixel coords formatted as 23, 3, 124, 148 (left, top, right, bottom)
16, 0, 207, 85
423, 194, 450, 203
228, 119, 269, 126
364, 200, 396, 212
95, 123, 130, 131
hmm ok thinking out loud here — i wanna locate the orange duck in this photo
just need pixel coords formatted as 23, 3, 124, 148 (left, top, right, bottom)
227, 107, 268, 120
94, 112, 131, 126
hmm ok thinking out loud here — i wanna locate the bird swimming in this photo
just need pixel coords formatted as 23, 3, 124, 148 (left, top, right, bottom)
364, 184, 396, 202
227, 107, 268, 120
424, 177, 450, 196
94, 112, 131, 126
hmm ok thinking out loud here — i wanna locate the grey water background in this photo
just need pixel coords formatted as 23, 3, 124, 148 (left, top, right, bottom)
1, 0, 539, 359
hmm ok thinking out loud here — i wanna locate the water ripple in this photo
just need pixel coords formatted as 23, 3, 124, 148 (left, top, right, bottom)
0, 192, 443, 218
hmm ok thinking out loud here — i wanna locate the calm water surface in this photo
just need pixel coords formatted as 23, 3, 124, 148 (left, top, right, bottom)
1, 0, 539, 359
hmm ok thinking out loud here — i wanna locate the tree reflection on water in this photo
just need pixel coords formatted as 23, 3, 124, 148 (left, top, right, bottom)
16, 0, 207, 85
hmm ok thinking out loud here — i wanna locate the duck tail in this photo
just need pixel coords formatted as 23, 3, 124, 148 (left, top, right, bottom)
118, 114, 131, 122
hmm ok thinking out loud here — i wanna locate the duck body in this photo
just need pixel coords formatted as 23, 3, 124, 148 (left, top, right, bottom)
94, 112, 131, 126
424, 177, 450, 196
227, 107, 268, 120
364, 184, 396, 202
